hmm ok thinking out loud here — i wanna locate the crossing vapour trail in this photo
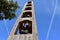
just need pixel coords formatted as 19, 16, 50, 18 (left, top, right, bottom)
47, 8, 51, 16
46, 0, 58, 40
3, 19, 9, 35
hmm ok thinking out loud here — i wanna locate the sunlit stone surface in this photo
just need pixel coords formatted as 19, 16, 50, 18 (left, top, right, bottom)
8, 1, 38, 40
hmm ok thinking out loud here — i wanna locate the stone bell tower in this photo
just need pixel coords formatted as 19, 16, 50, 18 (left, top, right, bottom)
8, 1, 38, 40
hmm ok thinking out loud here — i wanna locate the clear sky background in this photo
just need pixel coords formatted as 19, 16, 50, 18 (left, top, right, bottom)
0, 0, 60, 40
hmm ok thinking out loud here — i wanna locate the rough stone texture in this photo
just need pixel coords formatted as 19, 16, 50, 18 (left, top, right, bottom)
8, 1, 38, 40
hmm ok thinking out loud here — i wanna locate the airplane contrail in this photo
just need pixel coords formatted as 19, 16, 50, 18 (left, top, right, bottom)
3, 19, 9, 35
46, 0, 58, 40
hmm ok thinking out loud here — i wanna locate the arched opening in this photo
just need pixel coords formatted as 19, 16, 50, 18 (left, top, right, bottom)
28, 1, 31, 4
15, 20, 32, 34
19, 20, 32, 34
22, 12, 32, 18
25, 7, 32, 10
26, 4, 32, 6
26, 1, 32, 6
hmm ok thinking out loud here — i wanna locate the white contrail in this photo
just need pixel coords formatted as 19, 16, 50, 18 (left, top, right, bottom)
47, 8, 51, 16
46, 0, 58, 40
3, 19, 9, 35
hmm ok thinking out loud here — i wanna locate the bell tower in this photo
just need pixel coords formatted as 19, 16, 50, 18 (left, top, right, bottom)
8, 1, 38, 40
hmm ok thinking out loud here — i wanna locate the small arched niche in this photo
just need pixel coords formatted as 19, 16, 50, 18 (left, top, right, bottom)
22, 12, 32, 18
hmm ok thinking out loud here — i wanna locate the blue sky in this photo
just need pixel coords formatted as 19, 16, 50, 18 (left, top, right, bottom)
0, 0, 60, 40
